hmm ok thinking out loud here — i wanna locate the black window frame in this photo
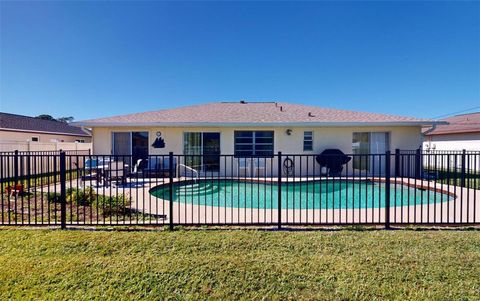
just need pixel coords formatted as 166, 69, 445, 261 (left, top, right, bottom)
234, 131, 274, 157
303, 131, 313, 151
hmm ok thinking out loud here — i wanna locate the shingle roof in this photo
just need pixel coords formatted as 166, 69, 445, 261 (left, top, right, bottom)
0, 112, 91, 136
424, 112, 480, 136
74, 101, 440, 127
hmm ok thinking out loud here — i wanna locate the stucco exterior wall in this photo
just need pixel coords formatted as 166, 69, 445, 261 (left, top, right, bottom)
92, 126, 422, 155
0, 130, 91, 143
91, 126, 421, 176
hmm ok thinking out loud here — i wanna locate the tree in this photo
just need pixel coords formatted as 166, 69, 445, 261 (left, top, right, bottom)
36, 114, 56, 121
35, 115, 74, 123
57, 116, 74, 123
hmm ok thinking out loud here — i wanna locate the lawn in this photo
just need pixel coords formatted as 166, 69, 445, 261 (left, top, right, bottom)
0, 229, 479, 300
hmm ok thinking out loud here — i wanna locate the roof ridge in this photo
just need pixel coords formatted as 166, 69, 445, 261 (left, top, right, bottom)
449, 111, 480, 118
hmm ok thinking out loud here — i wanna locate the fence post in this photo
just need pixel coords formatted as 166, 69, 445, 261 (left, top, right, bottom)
461, 149, 466, 187
277, 151, 282, 229
169, 152, 174, 231
385, 151, 391, 229
14, 150, 19, 185
394, 148, 400, 177
415, 148, 421, 179
59, 151, 67, 229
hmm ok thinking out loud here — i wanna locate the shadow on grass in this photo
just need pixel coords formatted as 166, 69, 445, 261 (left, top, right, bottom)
13, 224, 477, 233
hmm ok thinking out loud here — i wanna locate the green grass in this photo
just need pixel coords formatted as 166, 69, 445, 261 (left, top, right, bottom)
0, 229, 479, 300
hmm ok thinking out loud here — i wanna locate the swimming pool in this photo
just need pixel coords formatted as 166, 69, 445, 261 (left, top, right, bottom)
150, 180, 452, 209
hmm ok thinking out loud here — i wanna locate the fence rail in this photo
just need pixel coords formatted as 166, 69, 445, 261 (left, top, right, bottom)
1, 149, 479, 228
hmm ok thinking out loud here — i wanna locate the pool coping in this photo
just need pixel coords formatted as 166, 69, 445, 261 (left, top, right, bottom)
148, 177, 458, 199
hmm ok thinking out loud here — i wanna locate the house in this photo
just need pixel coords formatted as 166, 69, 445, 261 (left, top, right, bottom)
0, 112, 92, 143
74, 101, 440, 174
423, 112, 480, 151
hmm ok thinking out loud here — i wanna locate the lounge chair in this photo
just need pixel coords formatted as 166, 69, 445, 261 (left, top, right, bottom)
237, 157, 251, 177
143, 156, 177, 177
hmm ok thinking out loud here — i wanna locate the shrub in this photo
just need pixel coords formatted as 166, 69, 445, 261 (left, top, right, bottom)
66, 187, 96, 206
46, 192, 61, 203
94, 194, 130, 216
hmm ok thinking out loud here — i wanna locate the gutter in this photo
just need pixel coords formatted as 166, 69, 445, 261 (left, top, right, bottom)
71, 120, 448, 128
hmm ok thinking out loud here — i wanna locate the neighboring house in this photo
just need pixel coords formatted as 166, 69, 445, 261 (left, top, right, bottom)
74, 101, 440, 174
0, 112, 92, 143
423, 112, 480, 151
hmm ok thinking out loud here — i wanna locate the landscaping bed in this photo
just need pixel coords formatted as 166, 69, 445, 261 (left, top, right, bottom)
1, 187, 155, 224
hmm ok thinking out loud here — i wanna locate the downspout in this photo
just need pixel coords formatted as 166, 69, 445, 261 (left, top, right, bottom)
423, 124, 437, 136
422, 124, 437, 150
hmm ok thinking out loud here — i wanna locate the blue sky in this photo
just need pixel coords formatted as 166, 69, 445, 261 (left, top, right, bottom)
0, 1, 479, 121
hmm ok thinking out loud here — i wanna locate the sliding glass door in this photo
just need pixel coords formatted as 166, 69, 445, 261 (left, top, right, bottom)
184, 132, 202, 170
352, 132, 390, 174
131, 132, 149, 163
183, 132, 220, 171
112, 132, 131, 156
112, 131, 149, 164
203, 133, 221, 171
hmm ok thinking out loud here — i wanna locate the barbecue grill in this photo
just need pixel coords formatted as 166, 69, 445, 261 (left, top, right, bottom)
315, 149, 352, 176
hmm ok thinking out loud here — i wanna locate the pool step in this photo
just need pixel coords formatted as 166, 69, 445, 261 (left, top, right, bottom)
177, 183, 220, 196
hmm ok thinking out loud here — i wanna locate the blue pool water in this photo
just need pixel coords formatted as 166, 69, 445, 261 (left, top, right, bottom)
150, 180, 451, 209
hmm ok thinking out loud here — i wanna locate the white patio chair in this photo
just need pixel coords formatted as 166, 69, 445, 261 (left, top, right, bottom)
253, 157, 267, 177
132, 159, 143, 174
237, 157, 251, 177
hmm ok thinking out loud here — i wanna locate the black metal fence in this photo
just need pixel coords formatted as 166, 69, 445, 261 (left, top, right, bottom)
1, 150, 479, 229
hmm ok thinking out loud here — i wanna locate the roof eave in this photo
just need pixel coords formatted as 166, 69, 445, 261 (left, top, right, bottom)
424, 129, 480, 136
72, 121, 446, 128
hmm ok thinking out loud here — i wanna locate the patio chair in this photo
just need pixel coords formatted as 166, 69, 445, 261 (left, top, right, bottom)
81, 157, 112, 185
237, 157, 251, 177
252, 157, 267, 177
161, 156, 177, 178
144, 156, 177, 178
84, 157, 111, 171
130, 159, 144, 174
104, 161, 127, 186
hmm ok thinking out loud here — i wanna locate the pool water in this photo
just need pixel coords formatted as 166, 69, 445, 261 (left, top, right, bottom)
150, 180, 451, 209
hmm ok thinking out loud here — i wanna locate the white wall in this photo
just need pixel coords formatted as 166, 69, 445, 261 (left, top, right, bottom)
423, 132, 480, 151
93, 126, 422, 155
0, 130, 91, 143
92, 125, 421, 176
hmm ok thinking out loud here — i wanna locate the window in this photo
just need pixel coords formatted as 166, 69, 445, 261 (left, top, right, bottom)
31, 137, 39, 142
75, 139, 85, 143
234, 131, 274, 157
303, 131, 313, 151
